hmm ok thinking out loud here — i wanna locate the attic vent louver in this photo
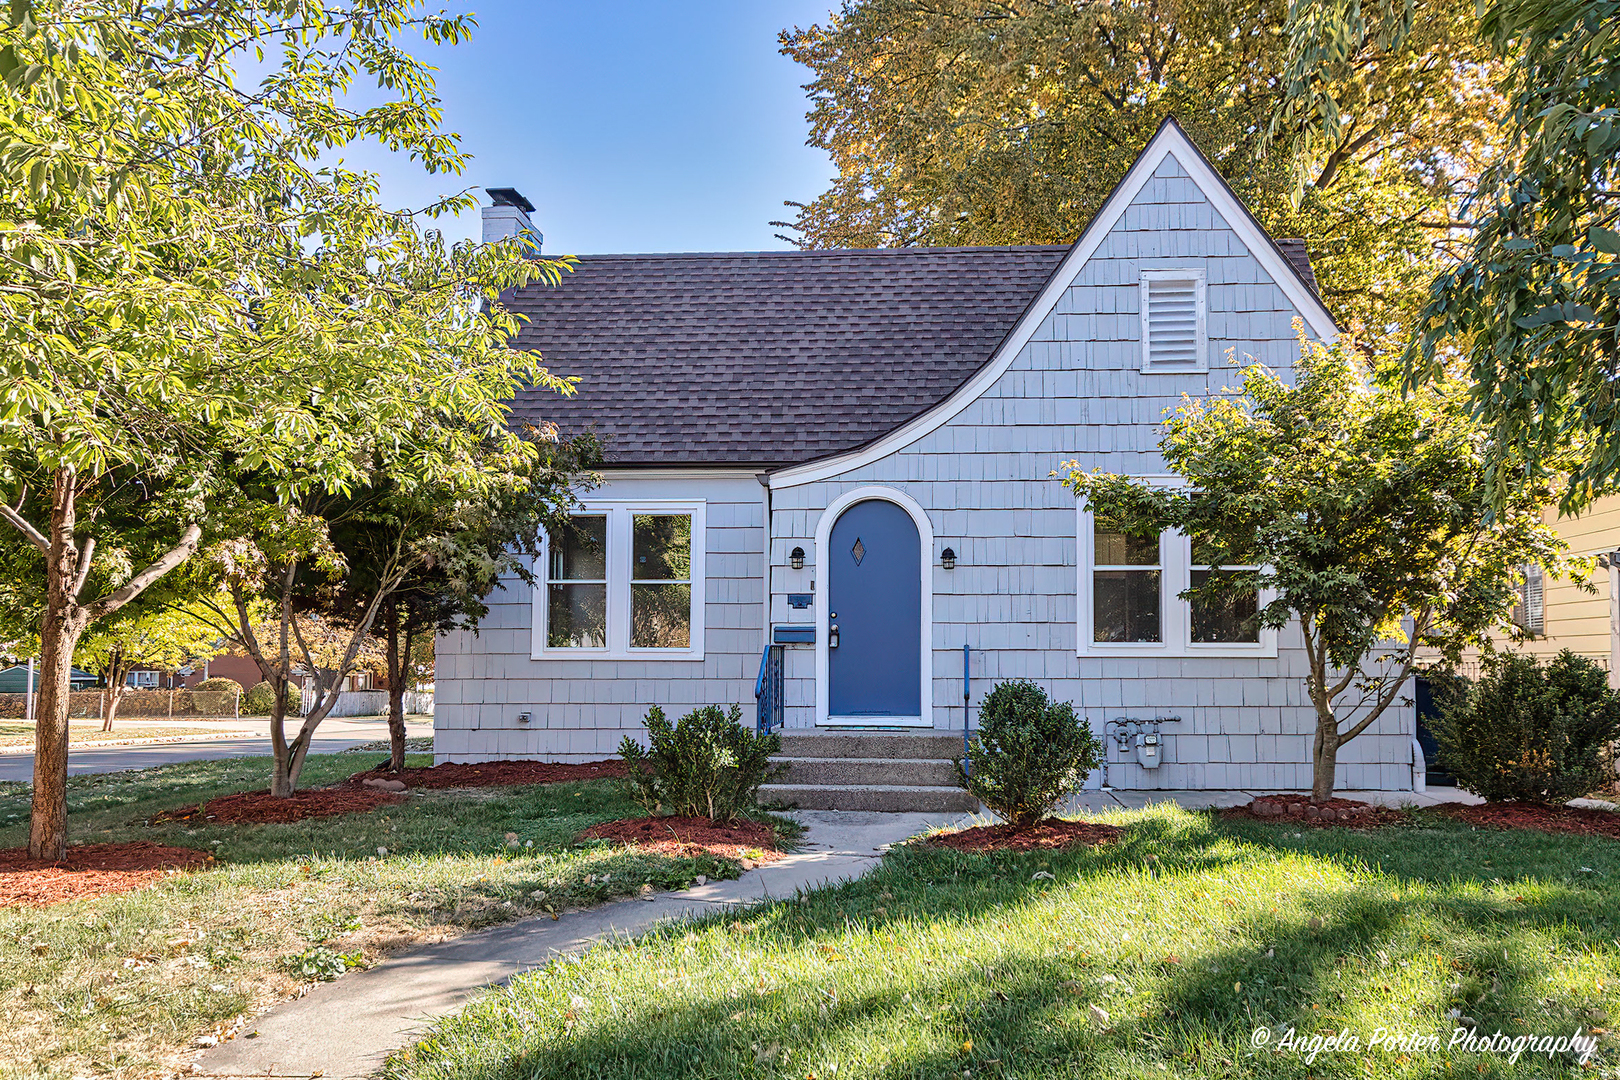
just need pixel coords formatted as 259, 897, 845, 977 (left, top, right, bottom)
1140, 270, 1206, 372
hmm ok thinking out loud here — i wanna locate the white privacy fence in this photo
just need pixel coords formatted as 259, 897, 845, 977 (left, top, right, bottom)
293, 688, 434, 717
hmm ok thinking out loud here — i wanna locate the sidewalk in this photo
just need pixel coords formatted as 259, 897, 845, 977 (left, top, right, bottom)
0, 719, 261, 756
196, 810, 947, 1080
0, 716, 433, 783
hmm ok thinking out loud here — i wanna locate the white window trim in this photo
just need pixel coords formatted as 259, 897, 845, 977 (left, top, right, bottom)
1139, 268, 1208, 373
1077, 499, 1277, 659
530, 499, 706, 661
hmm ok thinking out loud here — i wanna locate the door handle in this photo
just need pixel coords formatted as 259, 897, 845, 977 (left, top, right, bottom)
829, 623, 839, 649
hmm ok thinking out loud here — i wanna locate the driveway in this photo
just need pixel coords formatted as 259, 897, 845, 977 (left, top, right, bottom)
0, 716, 434, 783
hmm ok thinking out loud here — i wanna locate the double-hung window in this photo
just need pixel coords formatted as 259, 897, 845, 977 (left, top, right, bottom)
1189, 543, 1261, 645
1092, 525, 1163, 643
533, 500, 706, 659
1079, 500, 1274, 657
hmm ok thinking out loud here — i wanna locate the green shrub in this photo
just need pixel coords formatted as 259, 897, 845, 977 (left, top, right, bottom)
1434, 650, 1620, 804
241, 680, 302, 717
618, 704, 785, 822
956, 680, 1102, 827
193, 677, 240, 693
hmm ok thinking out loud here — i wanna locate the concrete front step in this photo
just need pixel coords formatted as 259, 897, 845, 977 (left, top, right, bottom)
776, 731, 966, 761
775, 756, 959, 788
761, 783, 979, 814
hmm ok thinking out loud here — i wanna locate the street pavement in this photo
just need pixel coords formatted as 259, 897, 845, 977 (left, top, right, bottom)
0, 716, 434, 783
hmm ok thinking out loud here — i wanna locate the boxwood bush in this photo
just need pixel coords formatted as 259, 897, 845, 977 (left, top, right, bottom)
956, 680, 1101, 827
619, 704, 785, 822
193, 677, 241, 693
1434, 650, 1620, 804
241, 679, 302, 717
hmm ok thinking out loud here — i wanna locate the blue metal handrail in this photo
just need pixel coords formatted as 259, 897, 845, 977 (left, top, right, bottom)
755, 644, 784, 735
962, 643, 971, 775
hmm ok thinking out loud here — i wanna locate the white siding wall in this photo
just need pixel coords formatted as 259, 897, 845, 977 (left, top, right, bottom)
434, 473, 766, 763
769, 156, 1415, 791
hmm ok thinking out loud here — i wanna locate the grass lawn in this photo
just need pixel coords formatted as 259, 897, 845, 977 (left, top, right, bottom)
0, 749, 778, 1079
0, 721, 230, 748
386, 804, 1620, 1080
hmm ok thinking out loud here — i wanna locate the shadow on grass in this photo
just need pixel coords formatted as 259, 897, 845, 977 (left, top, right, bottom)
384, 808, 1620, 1080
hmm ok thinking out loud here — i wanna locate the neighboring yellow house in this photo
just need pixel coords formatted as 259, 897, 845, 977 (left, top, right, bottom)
1507, 494, 1620, 686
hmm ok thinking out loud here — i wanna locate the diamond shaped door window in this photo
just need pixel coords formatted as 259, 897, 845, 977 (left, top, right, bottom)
851, 538, 866, 565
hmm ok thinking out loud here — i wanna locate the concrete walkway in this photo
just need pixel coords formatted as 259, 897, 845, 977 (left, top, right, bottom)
0, 716, 433, 783
197, 810, 947, 1080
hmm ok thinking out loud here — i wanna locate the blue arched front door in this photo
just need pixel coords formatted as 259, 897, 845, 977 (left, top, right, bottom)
828, 499, 921, 721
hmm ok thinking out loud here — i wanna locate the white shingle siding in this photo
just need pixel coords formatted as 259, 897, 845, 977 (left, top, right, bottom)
434, 473, 765, 763
435, 148, 1417, 790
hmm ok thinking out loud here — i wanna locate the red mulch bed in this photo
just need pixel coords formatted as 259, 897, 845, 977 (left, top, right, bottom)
0, 842, 211, 906
349, 758, 627, 790
145, 760, 629, 827
1225, 794, 1398, 828
576, 816, 785, 862
927, 819, 1124, 854
1435, 801, 1620, 840
149, 786, 405, 825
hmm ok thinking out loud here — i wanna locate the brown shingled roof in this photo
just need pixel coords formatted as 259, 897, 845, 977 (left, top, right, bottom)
505, 239, 1320, 469
505, 246, 1069, 467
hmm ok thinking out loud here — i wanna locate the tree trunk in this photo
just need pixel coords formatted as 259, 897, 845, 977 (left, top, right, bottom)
268, 673, 297, 797
101, 650, 127, 732
385, 601, 407, 772
29, 468, 88, 861
102, 686, 129, 733
8, 467, 199, 857
1311, 719, 1341, 803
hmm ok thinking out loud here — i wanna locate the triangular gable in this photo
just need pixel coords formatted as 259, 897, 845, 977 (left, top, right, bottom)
769, 117, 1337, 488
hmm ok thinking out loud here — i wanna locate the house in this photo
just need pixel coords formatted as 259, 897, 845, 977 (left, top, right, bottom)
434, 119, 1423, 806
0, 664, 98, 693
176, 653, 264, 691
1459, 494, 1618, 681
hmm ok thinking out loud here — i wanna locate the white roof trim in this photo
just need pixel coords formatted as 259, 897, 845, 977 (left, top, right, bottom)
768, 119, 1339, 490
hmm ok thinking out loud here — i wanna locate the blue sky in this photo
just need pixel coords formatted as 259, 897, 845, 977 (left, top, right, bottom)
346, 2, 837, 254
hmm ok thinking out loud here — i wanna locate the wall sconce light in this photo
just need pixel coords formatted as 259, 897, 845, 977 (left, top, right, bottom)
789, 546, 806, 570
940, 547, 957, 570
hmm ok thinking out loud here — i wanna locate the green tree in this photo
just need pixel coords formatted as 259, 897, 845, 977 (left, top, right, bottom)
1275, 0, 1619, 506
335, 434, 597, 773
778, 0, 1497, 343
76, 601, 224, 730
0, 0, 568, 858
1062, 336, 1569, 802
190, 429, 592, 796
1413, 0, 1620, 508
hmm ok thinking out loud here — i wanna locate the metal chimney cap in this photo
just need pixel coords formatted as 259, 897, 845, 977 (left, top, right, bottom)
486, 187, 535, 213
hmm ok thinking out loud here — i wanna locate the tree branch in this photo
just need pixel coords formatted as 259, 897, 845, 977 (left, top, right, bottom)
1338, 611, 1431, 743
0, 503, 49, 553
70, 538, 96, 602
86, 525, 202, 620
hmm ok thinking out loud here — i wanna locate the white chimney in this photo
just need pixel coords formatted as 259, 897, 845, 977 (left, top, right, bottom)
482, 187, 542, 254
